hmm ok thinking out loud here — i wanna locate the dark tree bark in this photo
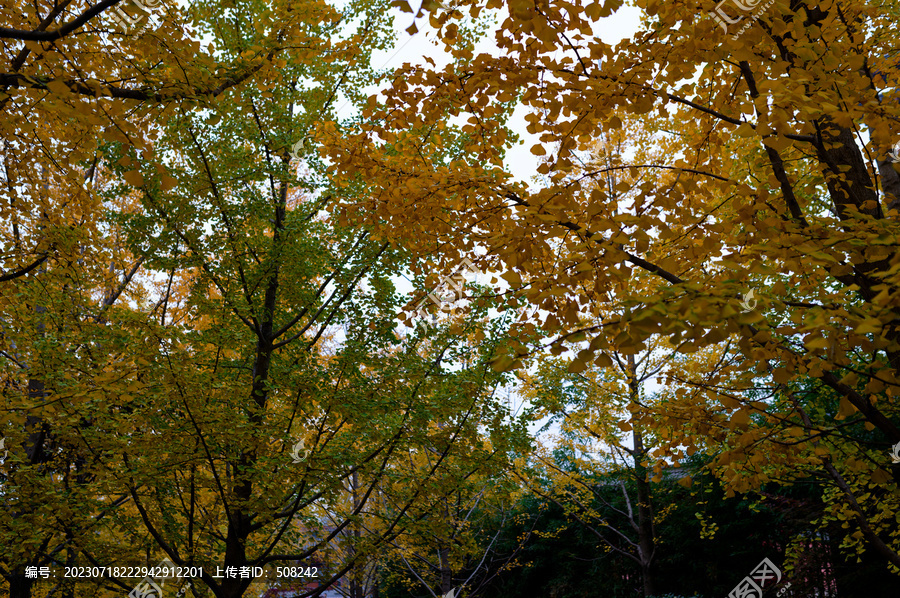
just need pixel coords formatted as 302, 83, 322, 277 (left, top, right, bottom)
627, 355, 656, 598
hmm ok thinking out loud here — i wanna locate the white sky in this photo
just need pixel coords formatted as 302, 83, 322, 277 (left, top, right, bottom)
338, 2, 644, 184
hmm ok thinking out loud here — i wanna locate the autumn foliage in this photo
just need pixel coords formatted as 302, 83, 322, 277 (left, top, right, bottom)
2, 0, 900, 596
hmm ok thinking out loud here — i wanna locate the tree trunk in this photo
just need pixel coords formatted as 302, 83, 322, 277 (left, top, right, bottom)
633, 427, 656, 597
628, 355, 656, 597
7, 572, 34, 598
438, 544, 452, 597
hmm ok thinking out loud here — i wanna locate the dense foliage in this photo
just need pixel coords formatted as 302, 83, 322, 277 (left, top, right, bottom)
2, 0, 899, 596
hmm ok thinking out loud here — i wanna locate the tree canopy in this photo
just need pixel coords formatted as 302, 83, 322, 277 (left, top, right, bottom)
2, 0, 900, 596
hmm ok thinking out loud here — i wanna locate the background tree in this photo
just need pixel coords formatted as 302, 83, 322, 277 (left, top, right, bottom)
1, 3, 531, 598
521, 333, 681, 597
326, 0, 900, 572
379, 459, 528, 598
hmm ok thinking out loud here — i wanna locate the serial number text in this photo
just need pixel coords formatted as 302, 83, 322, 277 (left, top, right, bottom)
275, 567, 318, 578
64, 566, 203, 578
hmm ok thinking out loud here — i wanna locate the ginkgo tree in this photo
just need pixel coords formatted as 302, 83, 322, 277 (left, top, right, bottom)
0, 163, 156, 597
0, 0, 387, 593
518, 312, 704, 598
324, 0, 900, 573
0, 0, 366, 284
1, 3, 533, 598
379, 438, 530, 598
